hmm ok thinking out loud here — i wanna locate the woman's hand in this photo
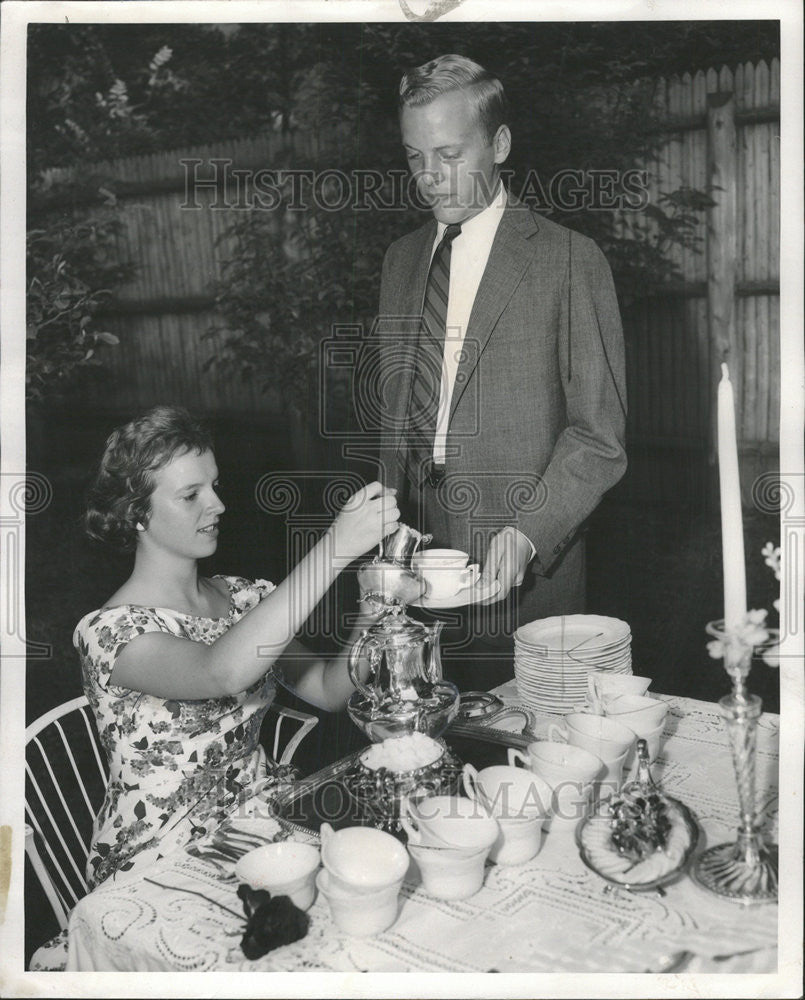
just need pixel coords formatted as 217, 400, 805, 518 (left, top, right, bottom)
327, 481, 399, 566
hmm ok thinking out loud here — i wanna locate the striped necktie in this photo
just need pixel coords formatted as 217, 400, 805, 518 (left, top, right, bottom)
402, 222, 463, 487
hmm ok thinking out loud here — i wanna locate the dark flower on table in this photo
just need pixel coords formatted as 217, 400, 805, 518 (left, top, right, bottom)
237, 885, 309, 960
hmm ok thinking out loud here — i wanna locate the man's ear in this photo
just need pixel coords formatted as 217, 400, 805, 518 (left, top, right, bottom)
493, 124, 512, 165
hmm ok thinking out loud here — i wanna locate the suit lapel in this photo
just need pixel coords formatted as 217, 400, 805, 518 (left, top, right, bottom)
449, 197, 540, 424
384, 220, 436, 453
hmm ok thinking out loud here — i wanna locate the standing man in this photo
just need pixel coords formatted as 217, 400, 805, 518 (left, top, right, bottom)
366, 54, 627, 690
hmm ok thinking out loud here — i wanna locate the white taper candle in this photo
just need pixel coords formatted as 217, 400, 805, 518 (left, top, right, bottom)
717, 363, 747, 631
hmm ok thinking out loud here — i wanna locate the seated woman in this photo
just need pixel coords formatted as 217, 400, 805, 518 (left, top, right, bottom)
75, 405, 398, 889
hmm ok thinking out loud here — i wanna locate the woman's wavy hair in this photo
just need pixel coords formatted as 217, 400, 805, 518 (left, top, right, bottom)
85, 405, 214, 552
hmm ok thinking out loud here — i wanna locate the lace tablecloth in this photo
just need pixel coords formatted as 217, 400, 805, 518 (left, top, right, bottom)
65, 693, 780, 974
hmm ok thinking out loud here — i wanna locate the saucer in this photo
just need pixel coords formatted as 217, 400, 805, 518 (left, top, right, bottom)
410, 579, 501, 609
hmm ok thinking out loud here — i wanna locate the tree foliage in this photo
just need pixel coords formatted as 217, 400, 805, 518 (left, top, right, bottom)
26, 206, 132, 404
28, 20, 778, 177
27, 20, 777, 417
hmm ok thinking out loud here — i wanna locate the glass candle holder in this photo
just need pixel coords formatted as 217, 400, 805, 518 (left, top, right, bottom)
692, 620, 778, 904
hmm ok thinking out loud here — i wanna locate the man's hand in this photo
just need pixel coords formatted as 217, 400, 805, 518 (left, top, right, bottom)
480, 526, 533, 604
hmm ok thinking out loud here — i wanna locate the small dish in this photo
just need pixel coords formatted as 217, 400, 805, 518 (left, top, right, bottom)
576, 796, 699, 892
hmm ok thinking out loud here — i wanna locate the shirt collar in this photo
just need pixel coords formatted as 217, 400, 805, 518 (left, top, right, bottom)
434, 180, 507, 244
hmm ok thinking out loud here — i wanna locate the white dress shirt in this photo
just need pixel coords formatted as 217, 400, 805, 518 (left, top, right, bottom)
429, 182, 507, 464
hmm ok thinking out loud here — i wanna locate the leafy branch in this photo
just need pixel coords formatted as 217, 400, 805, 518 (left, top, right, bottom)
26, 208, 132, 404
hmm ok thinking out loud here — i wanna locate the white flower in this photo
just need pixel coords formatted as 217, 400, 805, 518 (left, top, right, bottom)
707, 609, 769, 662
762, 643, 780, 669
761, 541, 781, 580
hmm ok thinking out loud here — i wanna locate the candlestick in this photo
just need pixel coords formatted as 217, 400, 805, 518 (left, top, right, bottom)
717, 363, 747, 632
693, 620, 778, 903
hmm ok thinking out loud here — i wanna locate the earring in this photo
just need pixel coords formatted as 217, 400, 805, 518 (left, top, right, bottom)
136, 522, 145, 531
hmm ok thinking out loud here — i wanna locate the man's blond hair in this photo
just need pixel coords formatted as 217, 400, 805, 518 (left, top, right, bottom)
398, 53, 508, 142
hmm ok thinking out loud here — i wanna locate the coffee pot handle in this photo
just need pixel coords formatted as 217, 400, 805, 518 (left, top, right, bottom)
347, 631, 377, 700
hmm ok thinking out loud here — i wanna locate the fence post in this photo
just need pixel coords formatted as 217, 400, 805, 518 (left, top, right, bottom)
706, 91, 738, 471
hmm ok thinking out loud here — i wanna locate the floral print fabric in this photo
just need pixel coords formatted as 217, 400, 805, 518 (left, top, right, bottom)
74, 575, 277, 889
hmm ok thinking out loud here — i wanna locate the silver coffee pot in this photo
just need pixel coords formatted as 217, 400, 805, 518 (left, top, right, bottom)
347, 523, 459, 742
348, 614, 445, 703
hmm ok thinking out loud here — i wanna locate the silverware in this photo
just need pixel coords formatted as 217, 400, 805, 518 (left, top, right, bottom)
185, 844, 238, 873
212, 830, 265, 854
211, 822, 292, 856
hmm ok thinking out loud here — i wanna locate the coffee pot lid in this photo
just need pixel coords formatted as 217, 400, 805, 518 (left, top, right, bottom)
368, 609, 430, 647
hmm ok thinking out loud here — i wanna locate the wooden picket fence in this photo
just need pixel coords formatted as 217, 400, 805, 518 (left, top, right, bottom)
619, 60, 780, 472
38, 60, 780, 497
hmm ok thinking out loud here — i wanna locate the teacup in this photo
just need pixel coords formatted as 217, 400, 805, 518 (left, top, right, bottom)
594, 744, 630, 791
605, 695, 668, 730
462, 763, 552, 819
234, 842, 320, 910
401, 794, 499, 851
488, 812, 545, 866
320, 823, 409, 893
590, 673, 652, 699
412, 548, 469, 568
508, 742, 602, 828
407, 841, 489, 900
412, 550, 480, 600
548, 713, 635, 762
316, 868, 402, 936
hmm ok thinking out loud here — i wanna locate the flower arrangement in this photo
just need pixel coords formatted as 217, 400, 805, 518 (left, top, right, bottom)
705, 542, 780, 668
760, 542, 782, 668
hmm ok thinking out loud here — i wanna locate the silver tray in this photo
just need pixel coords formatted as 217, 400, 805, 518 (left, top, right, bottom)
271, 722, 531, 841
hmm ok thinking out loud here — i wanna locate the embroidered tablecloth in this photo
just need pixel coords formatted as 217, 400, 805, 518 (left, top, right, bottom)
64, 693, 780, 974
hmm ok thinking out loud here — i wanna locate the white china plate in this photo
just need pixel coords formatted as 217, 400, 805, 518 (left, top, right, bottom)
410, 578, 501, 609
515, 615, 630, 650
514, 642, 631, 659
516, 654, 631, 669
514, 660, 632, 675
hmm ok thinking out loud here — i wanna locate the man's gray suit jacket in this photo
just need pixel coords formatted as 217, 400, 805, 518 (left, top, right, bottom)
369, 194, 628, 627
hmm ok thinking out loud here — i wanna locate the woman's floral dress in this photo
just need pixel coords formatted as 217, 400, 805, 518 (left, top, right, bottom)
74, 575, 277, 890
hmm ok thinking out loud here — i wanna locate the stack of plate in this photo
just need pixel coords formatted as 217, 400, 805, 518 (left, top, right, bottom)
514, 615, 632, 715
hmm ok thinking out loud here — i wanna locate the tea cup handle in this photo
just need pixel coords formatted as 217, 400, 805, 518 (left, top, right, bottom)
399, 796, 421, 844
507, 748, 529, 769
546, 723, 568, 744
461, 762, 481, 802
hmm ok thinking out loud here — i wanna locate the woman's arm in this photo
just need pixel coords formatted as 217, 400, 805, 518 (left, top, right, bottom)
110, 483, 397, 700
273, 602, 378, 712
